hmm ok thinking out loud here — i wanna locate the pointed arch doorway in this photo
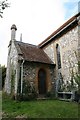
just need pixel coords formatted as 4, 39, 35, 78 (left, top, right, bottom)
38, 69, 47, 95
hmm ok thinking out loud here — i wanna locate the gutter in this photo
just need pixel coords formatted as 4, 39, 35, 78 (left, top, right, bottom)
21, 59, 25, 94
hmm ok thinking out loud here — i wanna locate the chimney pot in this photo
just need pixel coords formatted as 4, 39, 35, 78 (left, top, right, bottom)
11, 24, 17, 40
11, 24, 17, 30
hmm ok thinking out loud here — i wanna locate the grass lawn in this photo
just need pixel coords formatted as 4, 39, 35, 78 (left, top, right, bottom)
2, 93, 79, 119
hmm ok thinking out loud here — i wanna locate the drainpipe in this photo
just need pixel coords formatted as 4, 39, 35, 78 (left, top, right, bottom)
21, 59, 25, 94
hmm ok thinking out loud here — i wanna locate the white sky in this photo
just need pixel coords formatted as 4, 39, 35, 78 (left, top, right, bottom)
0, 0, 80, 66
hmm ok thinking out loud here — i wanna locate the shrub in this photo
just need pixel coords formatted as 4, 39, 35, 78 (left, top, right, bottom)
74, 91, 80, 102
0, 65, 6, 90
16, 80, 38, 101
46, 90, 56, 99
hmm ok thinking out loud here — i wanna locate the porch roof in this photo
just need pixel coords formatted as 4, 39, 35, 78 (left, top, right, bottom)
14, 41, 54, 65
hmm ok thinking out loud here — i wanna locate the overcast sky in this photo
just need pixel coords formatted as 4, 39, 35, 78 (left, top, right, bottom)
0, 0, 80, 66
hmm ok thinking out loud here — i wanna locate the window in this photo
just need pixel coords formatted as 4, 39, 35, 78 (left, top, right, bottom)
56, 44, 61, 69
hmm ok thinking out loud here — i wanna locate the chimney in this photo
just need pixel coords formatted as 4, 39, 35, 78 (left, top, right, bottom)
20, 33, 22, 42
11, 24, 17, 40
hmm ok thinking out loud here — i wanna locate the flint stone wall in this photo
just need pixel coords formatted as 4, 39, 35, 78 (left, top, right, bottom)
23, 62, 55, 92
43, 26, 78, 82
5, 41, 18, 94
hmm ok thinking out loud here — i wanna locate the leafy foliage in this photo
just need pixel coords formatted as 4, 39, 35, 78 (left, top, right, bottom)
0, 0, 10, 18
2, 65, 6, 89
11, 68, 15, 94
46, 91, 56, 99
17, 66, 21, 94
0, 65, 2, 90
74, 74, 80, 87
17, 80, 38, 101
0, 65, 6, 89
73, 61, 80, 102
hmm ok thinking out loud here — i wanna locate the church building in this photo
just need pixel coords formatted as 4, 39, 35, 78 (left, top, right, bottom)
5, 11, 80, 98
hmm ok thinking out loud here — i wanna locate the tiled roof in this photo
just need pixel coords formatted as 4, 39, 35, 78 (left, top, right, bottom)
14, 41, 54, 64
39, 12, 80, 48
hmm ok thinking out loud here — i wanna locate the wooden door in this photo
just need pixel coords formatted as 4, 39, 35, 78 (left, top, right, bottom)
38, 69, 46, 94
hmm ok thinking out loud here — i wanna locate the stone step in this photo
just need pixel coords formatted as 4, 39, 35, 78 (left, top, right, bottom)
37, 94, 49, 100
37, 97, 47, 100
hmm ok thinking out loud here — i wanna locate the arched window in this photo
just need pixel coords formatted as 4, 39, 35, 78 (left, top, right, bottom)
56, 44, 61, 69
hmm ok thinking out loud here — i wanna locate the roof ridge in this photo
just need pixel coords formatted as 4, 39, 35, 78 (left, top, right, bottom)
38, 12, 80, 48
15, 40, 38, 47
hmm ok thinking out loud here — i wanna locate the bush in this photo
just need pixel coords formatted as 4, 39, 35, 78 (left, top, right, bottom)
46, 91, 56, 99
2, 91, 11, 100
1, 65, 6, 89
74, 91, 80, 102
16, 80, 38, 101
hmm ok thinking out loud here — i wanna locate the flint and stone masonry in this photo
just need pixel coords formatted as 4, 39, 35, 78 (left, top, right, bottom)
43, 26, 78, 83
5, 11, 80, 97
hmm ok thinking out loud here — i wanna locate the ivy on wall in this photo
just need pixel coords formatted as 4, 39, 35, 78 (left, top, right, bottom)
10, 63, 15, 94
11, 70, 14, 93
17, 66, 21, 94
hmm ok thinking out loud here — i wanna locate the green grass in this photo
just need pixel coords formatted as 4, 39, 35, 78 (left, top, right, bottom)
0, 91, 2, 108
2, 93, 79, 119
0, 91, 2, 120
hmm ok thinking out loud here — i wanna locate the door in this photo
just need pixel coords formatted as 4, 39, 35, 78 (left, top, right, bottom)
38, 69, 46, 94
